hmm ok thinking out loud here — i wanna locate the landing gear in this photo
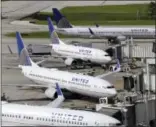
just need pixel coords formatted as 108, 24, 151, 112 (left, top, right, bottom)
108, 38, 120, 44
69, 60, 95, 69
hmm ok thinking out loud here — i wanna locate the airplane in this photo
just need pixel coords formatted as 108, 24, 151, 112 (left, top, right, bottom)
52, 8, 155, 43
3, 31, 121, 99
47, 17, 112, 67
2, 83, 121, 126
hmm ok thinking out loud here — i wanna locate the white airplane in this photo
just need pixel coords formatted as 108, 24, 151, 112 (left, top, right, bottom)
53, 8, 155, 42
47, 17, 112, 67
2, 83, 121, 126
4, 32, 121, 99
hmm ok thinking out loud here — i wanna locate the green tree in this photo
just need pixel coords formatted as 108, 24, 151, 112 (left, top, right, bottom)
148, 1, 156, 19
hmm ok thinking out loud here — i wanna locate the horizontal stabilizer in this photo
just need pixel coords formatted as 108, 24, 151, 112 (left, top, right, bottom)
89, 28, 94, 35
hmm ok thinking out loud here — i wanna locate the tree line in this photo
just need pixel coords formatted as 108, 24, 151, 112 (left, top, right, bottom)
148, 1, 156, 19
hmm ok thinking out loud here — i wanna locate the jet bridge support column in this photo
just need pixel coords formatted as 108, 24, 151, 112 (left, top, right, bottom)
128, 38, 133, 59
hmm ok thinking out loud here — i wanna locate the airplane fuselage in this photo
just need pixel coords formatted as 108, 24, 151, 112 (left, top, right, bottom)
2, 102, 121, 126
56, 27, 155, 39
52, 44, 111, 64
21, 66, 117, 98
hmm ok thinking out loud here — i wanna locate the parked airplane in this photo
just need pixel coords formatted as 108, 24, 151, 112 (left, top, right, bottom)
47, 17, 112, 67
53, 8, 155, 43
2, 83, 121, 126
4, 32, 121, 99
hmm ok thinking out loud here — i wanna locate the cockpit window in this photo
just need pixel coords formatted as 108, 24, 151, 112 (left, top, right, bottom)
107, 86, 114, 88
104, 54, 110, 56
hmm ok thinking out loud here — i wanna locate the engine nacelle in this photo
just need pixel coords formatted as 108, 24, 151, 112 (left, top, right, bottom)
45, 87, 56, 99
117, 36, 126, 41
64, 58, 74, 66
109, 65, 120, 71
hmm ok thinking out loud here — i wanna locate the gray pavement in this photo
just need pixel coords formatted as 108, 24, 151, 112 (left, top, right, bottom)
1, 0, 155, 109
42, 1, 152, 12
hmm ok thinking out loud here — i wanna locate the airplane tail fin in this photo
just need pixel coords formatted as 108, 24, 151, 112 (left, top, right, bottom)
52, 8, 73, 28
47, 17, 64, 45
16, 32, 38, 67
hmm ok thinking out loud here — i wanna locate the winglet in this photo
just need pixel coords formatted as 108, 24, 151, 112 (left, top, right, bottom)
114, 59, 121, 72
56, 83, 63, 96
89, 28, 94, 35
95, 23, 99, 27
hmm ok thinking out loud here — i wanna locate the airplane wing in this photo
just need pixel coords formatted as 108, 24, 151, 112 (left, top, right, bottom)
47, 83, 65, 108
96, 59, 121, 79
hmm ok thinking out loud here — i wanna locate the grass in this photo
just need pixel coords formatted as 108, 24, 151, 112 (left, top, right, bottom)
7, 4, 153, 39
23, 4, 154, 26
61, 4, 149, 13
5, 32, 79, 39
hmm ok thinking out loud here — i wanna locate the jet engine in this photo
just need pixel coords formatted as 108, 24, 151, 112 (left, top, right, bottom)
64, 58, 74, 65
45, 87, 56, 99
117, 36, 126, 41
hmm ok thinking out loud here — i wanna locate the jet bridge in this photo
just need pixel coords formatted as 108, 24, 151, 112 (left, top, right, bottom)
96, 93, 156, 127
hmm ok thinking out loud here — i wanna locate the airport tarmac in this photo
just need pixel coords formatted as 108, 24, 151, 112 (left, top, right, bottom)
2, 37, 154, 54
1, 0, 154, 111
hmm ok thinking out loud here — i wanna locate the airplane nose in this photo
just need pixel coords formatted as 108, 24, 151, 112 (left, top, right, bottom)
110, 89, 117, 96
107, 56, 112, 62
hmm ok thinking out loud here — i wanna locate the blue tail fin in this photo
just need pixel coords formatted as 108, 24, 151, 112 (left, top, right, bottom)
56, 83, 63, 96
16, 32, 32, 66
114, 59, 121, 72
52, 8, 73, 28
47, 17, 60, 45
